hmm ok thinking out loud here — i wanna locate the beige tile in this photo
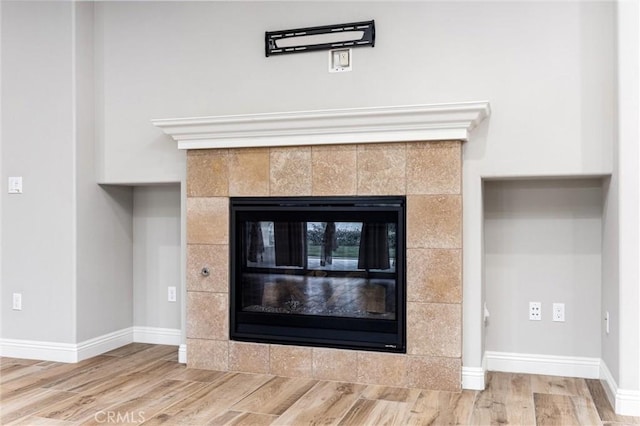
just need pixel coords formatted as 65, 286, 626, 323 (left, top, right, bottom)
270, 147, 312, 196
361, 385, 422, 403
407, 249, 462, 303
407, 302, 461, 357
407, 195, 461, 248
312, 348, 358, 382
186, 197, 229, 245
187, 338, 229, 371
471, 372, 536, 426
187, 244, 228, 293
211, 411, 278, 426
229, 342, 270, 374
269, 345, 312, 378
357, 143, 406, 195
231, 376, 317, 415
407, 141, 461, 195
407, 389, 477, 425
531, 375, 591, 397
357, 352, 407, 387
186, 292, 228, 340
338, 399, 412, 425
228, 148, 270, 196
534, 393, 602, 426
405, 356, 461, 391
187, 149, 229, 197
311, 145, 357, 195
273, 381, 366, 426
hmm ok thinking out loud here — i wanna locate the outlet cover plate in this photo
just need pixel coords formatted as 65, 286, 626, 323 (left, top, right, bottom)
529, 302, 541, 321
329, 48, 352, 73
553, 303, 565, 322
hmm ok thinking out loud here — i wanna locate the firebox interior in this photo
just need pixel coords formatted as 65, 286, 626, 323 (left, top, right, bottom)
230, 196, 406, 352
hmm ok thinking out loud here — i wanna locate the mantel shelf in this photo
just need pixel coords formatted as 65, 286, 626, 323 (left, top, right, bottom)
152, 101, 491, 150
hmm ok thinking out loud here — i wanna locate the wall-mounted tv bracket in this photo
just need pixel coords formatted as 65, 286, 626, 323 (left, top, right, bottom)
265, 20, 375, 57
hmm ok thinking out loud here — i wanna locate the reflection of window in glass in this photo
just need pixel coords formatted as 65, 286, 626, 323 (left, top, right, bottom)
247, 221, 395, 272
307, 222, 362, 270
246, 222, 279, 267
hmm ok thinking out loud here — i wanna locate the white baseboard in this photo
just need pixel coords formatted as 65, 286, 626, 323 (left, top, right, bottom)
462, 366, 486, 390
484, 351, 600, 379
133, 327, 181, 346
600, 360, 640, 416
0, 338, 79, 363
0, 326, 182, 363
178, 344, 187, 364
0, 327, 134, 363
77, 328, 134, 361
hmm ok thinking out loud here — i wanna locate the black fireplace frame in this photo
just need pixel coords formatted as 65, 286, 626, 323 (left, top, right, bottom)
229, 196, 406, 353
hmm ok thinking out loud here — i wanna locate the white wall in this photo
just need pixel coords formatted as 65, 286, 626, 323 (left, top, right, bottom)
93, 0, 617, 372
601, 176, 620, 380
75, 2, 135, 343
95, 1, 614, 185
1, 1, 76, 343
614, 0, 640, 393
132, 185, 181, 330
599, 0, 640, 402
1, 2, 135, 349
484, 179, 602, 358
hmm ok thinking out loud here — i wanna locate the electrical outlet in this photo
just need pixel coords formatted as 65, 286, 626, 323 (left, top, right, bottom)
329, 48, 352, 73
168, 286, 177, 302
552, 303, 565, 322
605, 311, 610, 334
529, 302, 541, 321
12, 293, 22, 310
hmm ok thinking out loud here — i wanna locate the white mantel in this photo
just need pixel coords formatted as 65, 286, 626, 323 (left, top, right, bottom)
152, 101, 490, 150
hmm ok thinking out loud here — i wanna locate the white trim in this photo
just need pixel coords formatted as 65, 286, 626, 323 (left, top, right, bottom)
0, 327, 133, 363
133, 327, 181, 346
600, 360, 640, 416
600, 360, 618, 411
616, 390, 640, 417
462, 366, 486, 390
76, 328, 133, 361
178, 344, 187, 364
152, 101, 491, 150
485, 351, 601, 379
0, 338, 78, 363
0, 327, 185, 363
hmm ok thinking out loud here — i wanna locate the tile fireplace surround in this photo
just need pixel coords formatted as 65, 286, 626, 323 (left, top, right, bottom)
154, 102, 491, 392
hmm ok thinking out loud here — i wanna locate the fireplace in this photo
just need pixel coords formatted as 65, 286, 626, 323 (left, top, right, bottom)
230, 196, 405, 352
154, 102, 490, 391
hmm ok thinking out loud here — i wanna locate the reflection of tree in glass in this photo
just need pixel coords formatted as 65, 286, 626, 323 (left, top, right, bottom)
307, 223, 324, 245
307, 222, 396, 260
336, 226, 361, 247
307, 223, 361, 243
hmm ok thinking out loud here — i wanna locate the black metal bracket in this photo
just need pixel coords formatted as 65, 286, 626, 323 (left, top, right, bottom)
265, 20, 375, 57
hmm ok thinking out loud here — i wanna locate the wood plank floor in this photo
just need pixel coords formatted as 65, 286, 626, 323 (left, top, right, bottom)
1, 344, 638, 425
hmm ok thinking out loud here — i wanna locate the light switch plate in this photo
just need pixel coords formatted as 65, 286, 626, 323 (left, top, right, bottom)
8, 177, 23, 194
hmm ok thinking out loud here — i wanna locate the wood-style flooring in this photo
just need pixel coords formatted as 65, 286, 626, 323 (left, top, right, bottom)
1, 343, 638, 425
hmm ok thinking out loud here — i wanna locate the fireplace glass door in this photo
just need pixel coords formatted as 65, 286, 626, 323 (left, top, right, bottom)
230, 197, 405, 352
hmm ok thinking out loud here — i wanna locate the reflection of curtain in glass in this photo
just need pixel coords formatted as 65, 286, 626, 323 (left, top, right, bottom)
321, 222, 339, 266
248, 222, 264, 262
274, 222, 305, 266
358, 223, 390, 270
